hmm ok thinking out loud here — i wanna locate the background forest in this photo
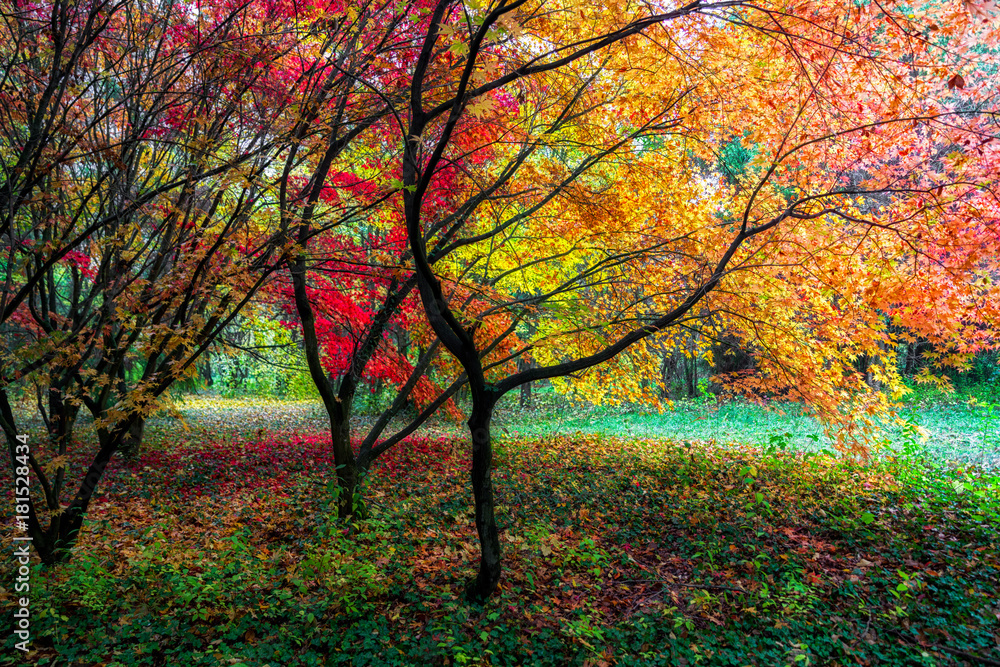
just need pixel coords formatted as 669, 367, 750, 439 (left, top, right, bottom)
2, 0, 1000, 664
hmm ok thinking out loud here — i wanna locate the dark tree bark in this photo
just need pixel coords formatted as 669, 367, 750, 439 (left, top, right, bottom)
465, 386, 502, 601
203, 357, 214, 387
686, 355, 696, 398
117, 418, 145, 462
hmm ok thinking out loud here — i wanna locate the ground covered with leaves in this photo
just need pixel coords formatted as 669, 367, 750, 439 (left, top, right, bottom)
2, 418, 999, 666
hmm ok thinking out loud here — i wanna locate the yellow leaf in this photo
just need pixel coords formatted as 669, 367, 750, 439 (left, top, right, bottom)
467, 97, 495, 118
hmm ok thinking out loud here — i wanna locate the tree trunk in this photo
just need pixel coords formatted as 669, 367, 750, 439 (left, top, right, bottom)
659, 353, 669, 398
46, 386, 79, 453
518, 357, 533, 408
519, 381, 532, 408
22, 426, 120, 564
44, 384, 77, 508
330, 394, 362, 519
3, 383, 134, 564
118, 417, 145, 461
685, 356, 696, 398
31, 438, 116, 564
111, 366, 146, 461
465, 387, 502, 602
289, 254, 359, 519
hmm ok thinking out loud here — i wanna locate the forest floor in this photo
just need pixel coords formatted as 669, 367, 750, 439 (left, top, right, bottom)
1, 396, 998, 665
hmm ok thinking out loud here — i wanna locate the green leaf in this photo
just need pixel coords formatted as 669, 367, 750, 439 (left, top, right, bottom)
860, 511, 875, 525
388, 178, 416, 193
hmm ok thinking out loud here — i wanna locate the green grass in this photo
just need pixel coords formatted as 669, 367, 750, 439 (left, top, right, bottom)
493, 391, 1000, 469
496, 397, 826, 447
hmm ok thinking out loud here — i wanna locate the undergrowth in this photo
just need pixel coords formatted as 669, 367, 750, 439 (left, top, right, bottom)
1, 422, 997, 666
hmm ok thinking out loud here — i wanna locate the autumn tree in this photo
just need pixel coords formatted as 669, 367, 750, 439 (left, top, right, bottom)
395, 0, 1000, 600
275, 0, 535, 518
280, 170, 471, 517
0, 0, 350, 563
269, 0, 443, 518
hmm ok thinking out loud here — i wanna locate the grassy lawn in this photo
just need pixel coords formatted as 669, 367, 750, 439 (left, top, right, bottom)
1, 397, 998, 665
494, 393, 1000, 470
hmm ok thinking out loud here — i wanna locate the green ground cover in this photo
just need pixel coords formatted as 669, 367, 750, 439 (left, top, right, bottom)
1, 397, 998, 666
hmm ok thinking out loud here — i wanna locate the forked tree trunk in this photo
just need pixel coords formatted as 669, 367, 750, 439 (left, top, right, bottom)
289, 254, 360, 519
29, 444, 114, 565
3, 404, 124, 564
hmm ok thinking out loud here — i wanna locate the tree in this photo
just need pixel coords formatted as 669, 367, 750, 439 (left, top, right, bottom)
397, 0, 1000, 600
274, 0, 534, 518
0, 0, 339, 563
270, 0, 464, 519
